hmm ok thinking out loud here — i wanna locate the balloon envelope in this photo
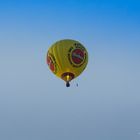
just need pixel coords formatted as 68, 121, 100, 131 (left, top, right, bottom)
46, 39, 88, 86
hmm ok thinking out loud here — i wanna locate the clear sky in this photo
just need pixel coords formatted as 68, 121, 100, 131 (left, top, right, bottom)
0, 0, 140, 140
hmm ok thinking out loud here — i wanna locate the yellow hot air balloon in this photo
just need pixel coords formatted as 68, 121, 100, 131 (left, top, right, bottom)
46, 39, 88, 87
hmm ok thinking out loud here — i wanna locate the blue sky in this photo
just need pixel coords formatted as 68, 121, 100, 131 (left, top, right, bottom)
0, 0, 140, 140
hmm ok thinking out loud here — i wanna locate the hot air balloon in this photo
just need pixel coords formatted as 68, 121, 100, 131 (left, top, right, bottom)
46, 39, 88, 87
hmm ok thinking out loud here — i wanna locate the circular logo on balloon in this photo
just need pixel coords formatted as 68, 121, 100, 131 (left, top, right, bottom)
68, 43, 87, 67
47, 52, 57, 73
72, 48, 85, 64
